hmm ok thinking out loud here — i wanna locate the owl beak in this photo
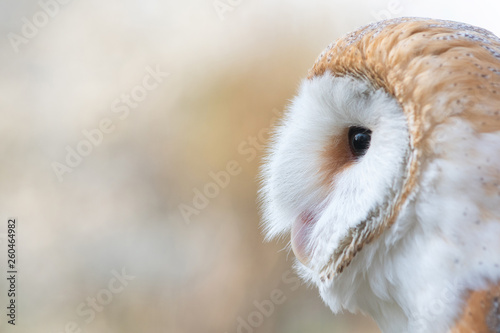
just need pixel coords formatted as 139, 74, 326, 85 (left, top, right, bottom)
291, 212, 316, 266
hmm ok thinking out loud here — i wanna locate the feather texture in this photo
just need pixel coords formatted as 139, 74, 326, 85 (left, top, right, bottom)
260, 18, 500, 332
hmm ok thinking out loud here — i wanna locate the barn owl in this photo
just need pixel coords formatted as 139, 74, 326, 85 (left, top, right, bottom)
260, 17, 500, 333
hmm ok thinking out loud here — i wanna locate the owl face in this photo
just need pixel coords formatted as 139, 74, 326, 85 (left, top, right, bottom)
261, 74, 410, 274
261, 17, 500, 332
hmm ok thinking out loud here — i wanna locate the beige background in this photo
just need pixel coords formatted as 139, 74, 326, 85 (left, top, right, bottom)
0, 1, 499, 332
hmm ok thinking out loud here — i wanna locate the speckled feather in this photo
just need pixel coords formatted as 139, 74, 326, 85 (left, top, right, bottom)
309, 18, 500, 332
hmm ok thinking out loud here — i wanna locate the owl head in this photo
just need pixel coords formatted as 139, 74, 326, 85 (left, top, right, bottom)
261, 17, 500, 332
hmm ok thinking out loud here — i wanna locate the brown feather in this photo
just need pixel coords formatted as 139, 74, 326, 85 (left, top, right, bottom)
450, 284, 500, 333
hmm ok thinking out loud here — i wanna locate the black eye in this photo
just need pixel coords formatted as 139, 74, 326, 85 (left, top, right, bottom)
348, 126, 372, 157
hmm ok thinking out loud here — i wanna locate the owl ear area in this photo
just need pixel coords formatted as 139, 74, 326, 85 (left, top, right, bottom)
319, 126, 372, 185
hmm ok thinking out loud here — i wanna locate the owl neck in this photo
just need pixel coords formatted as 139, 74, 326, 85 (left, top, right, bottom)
350, 216, 500, 333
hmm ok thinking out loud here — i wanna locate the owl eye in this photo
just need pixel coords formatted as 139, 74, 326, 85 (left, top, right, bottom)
348, 126, 372, 157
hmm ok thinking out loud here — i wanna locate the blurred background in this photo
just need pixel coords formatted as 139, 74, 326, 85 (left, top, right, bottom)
1, 1, 500, 332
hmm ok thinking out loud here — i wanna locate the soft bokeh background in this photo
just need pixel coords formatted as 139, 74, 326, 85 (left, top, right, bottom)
1, 1, 499, 332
